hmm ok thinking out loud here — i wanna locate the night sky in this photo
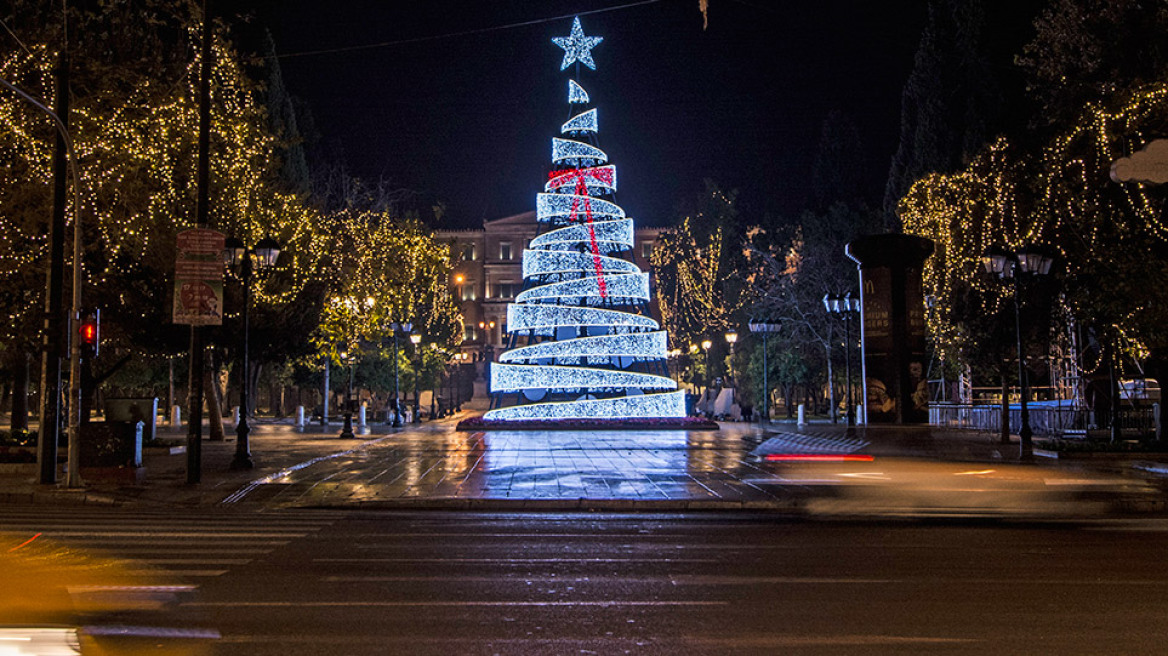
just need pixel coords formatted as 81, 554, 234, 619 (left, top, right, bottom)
249, 0, 931, 229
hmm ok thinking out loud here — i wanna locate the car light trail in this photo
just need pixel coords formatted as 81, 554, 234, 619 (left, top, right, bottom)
763, 454, 875, 462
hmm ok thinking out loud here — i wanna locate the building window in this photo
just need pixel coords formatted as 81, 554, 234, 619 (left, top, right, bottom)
496, 282, 516, 298
461, 280, 476, 301
463, 324, 475, 342
462, 243, 477, 261
499, 242, 512, 261
641, 241, 653, 260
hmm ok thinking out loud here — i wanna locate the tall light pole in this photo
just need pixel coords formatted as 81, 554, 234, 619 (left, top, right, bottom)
724, 332, 738, 417
410, 332, 422, 423
701, 339, 712, 414
983, 245, 1054, 461
389, 321, 411, 427
749, 321, 781, 422
223, 236, 280, 467
824, 294, 860, 425
337, 350, 357, 439
429, 343, 439, 419
724, 332, 738, 382
842, 293, 859, 426
668, 349, 682, 385
1, 72, 82, 485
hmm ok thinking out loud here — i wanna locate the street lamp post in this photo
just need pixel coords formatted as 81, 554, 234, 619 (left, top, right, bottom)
224, 236, 280, 468
749, 321, 781, 422
338, 350, 357, 439
724, 332, 738, 416
389, 322, 412, 427
411, 334, 424, 422
701, 339, 712, 415
824, 293, 861, 426
724, 332, 738, 381
983, 245, 1054, 461
429, 343, 439, 419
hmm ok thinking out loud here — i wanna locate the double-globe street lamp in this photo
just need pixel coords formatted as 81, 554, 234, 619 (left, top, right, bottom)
223, 236, 281, 469
824, 292, 861, 426
983, 245, 1055, 461
748, 320, 781, 422
388, 322, 412, 428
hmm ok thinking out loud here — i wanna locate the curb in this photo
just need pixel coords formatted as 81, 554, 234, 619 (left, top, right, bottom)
294, 497, 803, 512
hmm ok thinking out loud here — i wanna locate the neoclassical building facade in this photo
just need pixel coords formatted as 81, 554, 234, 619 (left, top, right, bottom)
436, 211, 666, 361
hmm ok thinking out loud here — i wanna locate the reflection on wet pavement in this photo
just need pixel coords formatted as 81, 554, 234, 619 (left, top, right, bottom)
240, 424, 777, 507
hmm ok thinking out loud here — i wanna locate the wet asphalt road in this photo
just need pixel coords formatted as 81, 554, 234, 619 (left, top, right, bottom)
6, 506, 1168, 654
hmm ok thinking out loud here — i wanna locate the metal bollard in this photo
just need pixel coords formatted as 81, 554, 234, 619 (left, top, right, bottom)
232, 406, 240, 427
296, 405, 305, 429
358, 404, 367, 429
856, 404, 865, 425
797, 403, 806, 426
171, 405, 181, 427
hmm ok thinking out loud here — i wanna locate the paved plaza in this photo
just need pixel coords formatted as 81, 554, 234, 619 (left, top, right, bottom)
6, 408, 1163, 515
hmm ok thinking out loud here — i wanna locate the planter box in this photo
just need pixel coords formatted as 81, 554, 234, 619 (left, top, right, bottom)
80, 421, 142, 468
0, 445, 37, 463
456, 416, 719, 431
104, 397, 158, 442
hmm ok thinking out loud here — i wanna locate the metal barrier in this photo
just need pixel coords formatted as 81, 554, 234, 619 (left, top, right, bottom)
928, 403, 1158, 438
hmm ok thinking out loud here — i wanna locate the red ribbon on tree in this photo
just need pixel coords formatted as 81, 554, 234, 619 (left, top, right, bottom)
547, 167, 611, 298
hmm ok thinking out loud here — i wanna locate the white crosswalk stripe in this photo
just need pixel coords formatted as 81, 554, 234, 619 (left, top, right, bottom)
0, 506, 341, 579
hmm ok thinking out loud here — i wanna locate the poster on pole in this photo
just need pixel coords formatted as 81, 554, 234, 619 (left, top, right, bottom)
172, 228, 225, 326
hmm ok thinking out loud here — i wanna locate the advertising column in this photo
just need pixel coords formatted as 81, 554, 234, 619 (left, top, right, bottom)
845, 234, 934, 424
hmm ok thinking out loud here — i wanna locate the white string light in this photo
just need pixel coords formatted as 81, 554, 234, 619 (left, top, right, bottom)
483, 391, 687, 421
507, 304, 660, 336
568, 79, 590, 104
515, 272, 649, 304
561, 108, 598, 134
529, 219, 634, 251
522, 249, 638, 277
500, 331, 667, 362
491, 363, 676, 393
552, 138, 608, 165
552, 16, 603, 70
536, 193, 625, 223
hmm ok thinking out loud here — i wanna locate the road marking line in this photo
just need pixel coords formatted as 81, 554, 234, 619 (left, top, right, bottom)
187, 600, 728, 607
320, 575, 896, 584
313, 557, 721, 564
91, 549, 272, 555
137, 559, 253, 565
123, 570, 229, 577
352, 534, 805, 544
53, 540, 289, 547
31, 532, 308, 538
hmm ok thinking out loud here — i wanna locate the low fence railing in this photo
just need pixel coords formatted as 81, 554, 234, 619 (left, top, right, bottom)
928, 403, 1159, 438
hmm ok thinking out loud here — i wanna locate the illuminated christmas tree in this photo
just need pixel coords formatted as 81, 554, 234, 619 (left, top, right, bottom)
484, 17, 685, 421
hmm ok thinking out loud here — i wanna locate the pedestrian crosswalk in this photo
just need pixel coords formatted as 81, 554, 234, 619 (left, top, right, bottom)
751, 432, 870, 456
0, 506, 341, 579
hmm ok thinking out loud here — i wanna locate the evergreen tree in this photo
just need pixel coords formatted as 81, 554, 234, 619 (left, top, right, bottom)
1017, 0, 1168, 131
808, 110, 867, 214
883, 0, 1001, 229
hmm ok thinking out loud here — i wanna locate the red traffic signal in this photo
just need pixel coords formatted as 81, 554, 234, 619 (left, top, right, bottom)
79, 308, 100, 359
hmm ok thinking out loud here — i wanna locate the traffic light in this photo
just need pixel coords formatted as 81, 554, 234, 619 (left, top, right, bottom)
79, 308, 100, 359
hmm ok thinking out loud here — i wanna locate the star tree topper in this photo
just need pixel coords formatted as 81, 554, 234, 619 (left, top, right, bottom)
553, 17, 603, 70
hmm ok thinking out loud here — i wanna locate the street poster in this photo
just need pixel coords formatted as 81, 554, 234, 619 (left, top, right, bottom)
172, 228, 225, 326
